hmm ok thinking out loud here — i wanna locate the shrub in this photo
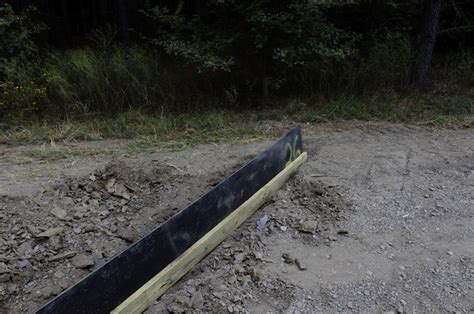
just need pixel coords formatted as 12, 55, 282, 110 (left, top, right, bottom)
435, 48, 474, 88
0, 4, 43, 78
0, 77, 50, 119
285, 32, 413, 97
0, 3, 45, 119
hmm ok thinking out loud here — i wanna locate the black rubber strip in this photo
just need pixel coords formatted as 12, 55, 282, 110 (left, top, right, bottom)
36, 126, 303, 314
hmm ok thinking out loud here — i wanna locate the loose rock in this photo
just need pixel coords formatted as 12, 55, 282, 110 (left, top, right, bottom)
51, 205, 68, 220
191, 290, 204, 309
295, 258, 307, 271
36, 227, 64, 238
299, 220, 318, 234
48, 251, 76, 262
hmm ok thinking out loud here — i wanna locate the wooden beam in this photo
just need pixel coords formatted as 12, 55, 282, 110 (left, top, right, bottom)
112, 152, 307, 314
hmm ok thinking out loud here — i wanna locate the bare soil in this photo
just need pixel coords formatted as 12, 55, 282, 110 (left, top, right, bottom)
0, 123, 473, 313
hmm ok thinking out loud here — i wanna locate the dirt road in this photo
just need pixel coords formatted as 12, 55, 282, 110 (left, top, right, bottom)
1, 123, 472, 313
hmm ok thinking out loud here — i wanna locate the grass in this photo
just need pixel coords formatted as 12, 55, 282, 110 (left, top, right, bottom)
1, 110, 265, 144
1, 91, 472, 149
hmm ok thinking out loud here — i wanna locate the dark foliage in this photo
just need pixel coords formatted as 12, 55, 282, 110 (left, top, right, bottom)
0, 0, 473, 119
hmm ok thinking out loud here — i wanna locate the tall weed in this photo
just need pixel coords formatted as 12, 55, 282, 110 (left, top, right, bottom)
44, 46, 163, 116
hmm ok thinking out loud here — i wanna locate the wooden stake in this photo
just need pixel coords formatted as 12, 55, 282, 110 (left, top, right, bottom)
112, 152, 307, 314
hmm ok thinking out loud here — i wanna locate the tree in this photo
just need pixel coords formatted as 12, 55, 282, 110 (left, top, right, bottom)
411, 0, 442, 89
145, 0, 354, 98
0, 3, 43, 79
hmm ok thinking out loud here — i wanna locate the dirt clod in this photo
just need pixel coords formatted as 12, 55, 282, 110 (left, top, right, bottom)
71, 254, 94, 269
0, 262, 8, 273
37, 284, 62, 299
116, 227, 137, 243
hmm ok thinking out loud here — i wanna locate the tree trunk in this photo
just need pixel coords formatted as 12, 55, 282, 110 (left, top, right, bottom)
261, 49, 270, 99
411, 0, 442, 89
79, 0, 87, 34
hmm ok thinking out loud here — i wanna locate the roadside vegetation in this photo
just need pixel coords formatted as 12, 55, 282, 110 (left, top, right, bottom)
0, 1, 472, 145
